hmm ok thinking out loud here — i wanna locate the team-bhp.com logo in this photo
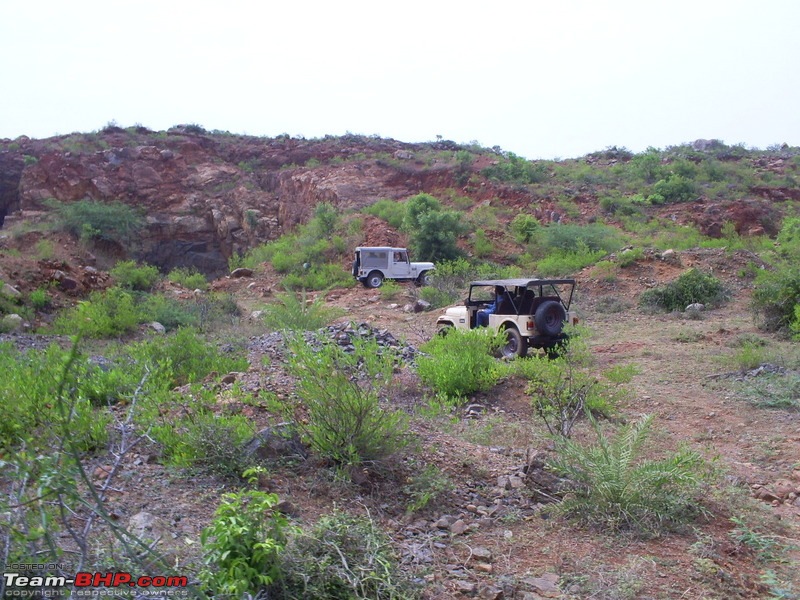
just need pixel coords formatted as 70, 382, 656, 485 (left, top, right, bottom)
3, 571, 188, 596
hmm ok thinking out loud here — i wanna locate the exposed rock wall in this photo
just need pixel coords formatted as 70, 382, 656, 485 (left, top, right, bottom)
0, 132, 432, 276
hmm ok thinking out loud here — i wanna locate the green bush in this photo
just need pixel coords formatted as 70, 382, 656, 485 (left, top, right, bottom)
48, 199, 145, 246
285, 336, 409, 466
651, 174, 697, 204
277, 510, 417, 599
200, 488, 292, 597
110, 260, 160, 291
517, 331, 633, 437
417, 329, 503, 401
29, 287, 50, 310
364, 198, 406, 229
537, 249, 606, 277
0, 343, 111, 451
510, 213, 540, 244
139, 293, 199, 330
130, 326, 248, 387
639, 269, 726, 312
548, 414, 708, 537
537, 223, 623, 254
262, 290, 344, 332
482, 152, 548, 184
53, 287, 141, 337
167, 267, 207, 290
156, 411, 255, 477
403, 193, 464, 262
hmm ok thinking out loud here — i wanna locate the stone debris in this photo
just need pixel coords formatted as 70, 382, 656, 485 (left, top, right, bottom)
248, 321, 418, 364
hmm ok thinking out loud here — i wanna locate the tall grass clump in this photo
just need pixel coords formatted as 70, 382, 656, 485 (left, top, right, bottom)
548, 414, 709, 537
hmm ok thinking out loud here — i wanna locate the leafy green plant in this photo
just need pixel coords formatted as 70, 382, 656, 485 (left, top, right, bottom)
28, 287, 50, 310
510, 213, 540, 244
751, 262, 800, 333
639, 269, 726, 312
482, 152, 548, 184
417, 329, 503, 401
364, 198, 406, 229
379, 279, 403, 300
167, 266, 207, 290
285, 336, 409, 466
157, 411, 256, 478
53, 287, 141, 338
48, 199, 145, 246
261, 290, 344, 332
403, 193, 464, 262
110, 260, 160, 291
200, 487, 292, 597
277, 510, 417, 599
548, 414, 709, 536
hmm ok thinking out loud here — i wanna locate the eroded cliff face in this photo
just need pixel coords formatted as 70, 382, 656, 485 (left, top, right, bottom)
0, 130, 438, 275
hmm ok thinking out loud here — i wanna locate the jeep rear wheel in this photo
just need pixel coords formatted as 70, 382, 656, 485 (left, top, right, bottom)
500, 327, 526, 359
365, 271, 384, 288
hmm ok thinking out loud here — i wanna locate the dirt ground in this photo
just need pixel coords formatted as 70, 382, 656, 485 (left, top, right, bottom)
3, 235, 799, 599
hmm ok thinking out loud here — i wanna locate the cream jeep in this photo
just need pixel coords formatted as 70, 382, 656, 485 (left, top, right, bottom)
435, 278, 578, 358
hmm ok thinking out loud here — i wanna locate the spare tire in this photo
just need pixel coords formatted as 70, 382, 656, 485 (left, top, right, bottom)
534, 300, 567, 337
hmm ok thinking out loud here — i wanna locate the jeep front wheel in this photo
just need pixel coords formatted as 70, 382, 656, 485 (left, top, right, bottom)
415, 271, 431, 286
500, 327, 526, 359
364, 271, 384, 288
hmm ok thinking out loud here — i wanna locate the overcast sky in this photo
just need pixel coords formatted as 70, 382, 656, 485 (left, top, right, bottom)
1, 1, 798, 159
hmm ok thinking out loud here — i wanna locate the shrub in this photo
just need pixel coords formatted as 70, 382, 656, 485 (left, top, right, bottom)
518, 332, 633, 437
403, 193, 464, 262
53, 287, 141, 337
0, 343, 111, 451
639, 269, 726, 312
277, 510, 417, 599
131, 326, 248, 387
200, 488, 292, 597
167, 267, 207, 290
48, 199, 145, 246
537, 223, 623, 254
752, 262, 800, 333
537, 249, 606, 277
510, 213, 540, 244
379, 279, 403, 301
110, 260, 160, 291
285, 336, 409, 466
548, 414, 708, 536
261, 290, 344, 332
364, 198, 406, 229
651, 174, 697, 203
29, 287, 50, 310
139, 293, 199, 330
417, 329, 503, 401
482, 152, 548, 184
158, 411, 256, 478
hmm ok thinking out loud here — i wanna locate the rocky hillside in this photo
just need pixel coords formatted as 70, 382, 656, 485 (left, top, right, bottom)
2, 127, 796, 278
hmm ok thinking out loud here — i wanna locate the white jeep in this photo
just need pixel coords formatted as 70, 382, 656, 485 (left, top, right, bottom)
435, 278, 578, 358
352, 247, 434, 288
